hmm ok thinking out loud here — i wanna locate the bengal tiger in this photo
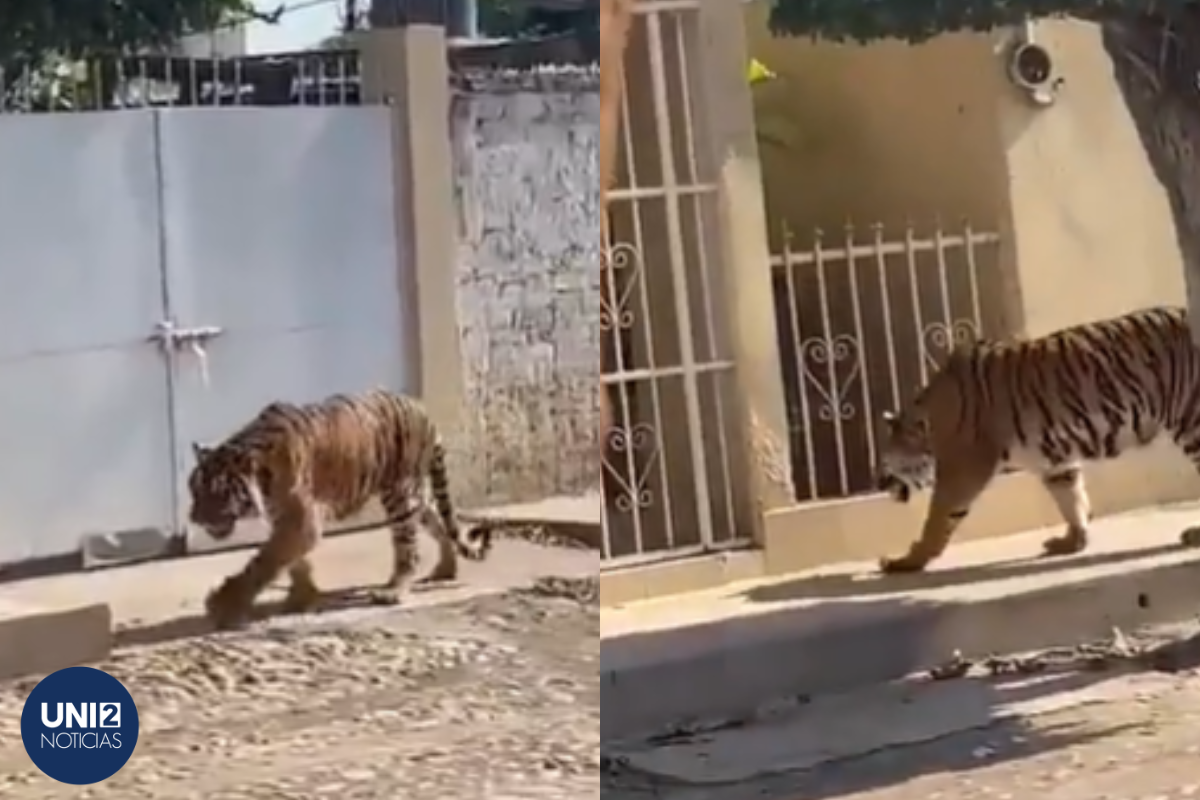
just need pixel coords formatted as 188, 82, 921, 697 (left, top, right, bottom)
874, 306, 1200, 574
188, 389, 492, 629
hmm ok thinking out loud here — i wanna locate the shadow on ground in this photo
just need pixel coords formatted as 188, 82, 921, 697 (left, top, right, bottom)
113, 580, 464, 648
602, 598, 1200, 800
725, 631, 1200, 800
738, 541, 1181, 603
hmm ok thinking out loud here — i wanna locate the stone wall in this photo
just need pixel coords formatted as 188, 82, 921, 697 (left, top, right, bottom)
449, 67, 600, 506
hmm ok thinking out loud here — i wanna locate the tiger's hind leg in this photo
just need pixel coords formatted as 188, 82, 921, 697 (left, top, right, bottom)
392, 502, 459, 586
1039, 465, 1091, 556
416, 506, 460, 585
879, 454, 998, 574
369, 491, 427, 605
1169, 429, 1200, 548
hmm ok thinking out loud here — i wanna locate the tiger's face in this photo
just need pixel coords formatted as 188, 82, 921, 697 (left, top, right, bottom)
187, 442, 264, 540
875, 410, 934, 503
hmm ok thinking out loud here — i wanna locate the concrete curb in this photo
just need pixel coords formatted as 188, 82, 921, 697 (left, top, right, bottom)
601, 553, 1200, 741
0, 602, 112, 681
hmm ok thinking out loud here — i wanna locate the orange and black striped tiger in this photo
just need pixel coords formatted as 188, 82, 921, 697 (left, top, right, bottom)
874, 306, 1200, 573
188, 388, 492, 629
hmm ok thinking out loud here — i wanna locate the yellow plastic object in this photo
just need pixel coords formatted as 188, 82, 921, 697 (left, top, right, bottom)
747, 58, 775, 85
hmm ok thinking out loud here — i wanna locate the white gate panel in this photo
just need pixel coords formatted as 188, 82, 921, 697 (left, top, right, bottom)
0, 113, 173, 565
155, 107, 411, 554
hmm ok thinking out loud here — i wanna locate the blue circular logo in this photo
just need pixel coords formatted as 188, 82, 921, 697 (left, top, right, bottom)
20, 666, 139, 785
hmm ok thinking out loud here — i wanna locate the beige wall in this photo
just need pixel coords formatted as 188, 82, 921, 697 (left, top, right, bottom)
742, 4, 1018, 506
996, 20, 1186, 337
744, 2, 1011, 240
360, 26, 465, 436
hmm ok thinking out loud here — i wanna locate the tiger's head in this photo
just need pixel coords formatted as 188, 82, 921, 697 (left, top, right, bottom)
187, 442, 265, 540
875, 409, 934, 503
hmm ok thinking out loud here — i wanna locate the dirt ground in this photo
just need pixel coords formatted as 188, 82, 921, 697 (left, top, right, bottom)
604, 677, 1200, 799
0, 578, 599, 799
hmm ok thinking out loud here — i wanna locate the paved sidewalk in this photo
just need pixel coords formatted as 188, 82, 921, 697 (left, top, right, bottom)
0, 528, 598, 630
603, 501, 1200, 738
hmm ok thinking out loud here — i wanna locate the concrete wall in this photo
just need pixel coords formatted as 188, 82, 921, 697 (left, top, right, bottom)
744, 2, 1018, 336
449, 68, 601, 506
997, 20, 1186, 337
745, 3, 1010, 237
745, 12, 1185, 338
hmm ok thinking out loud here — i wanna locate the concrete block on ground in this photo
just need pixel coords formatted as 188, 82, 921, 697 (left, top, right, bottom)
0, 599, 111, 681
601, 502, 1200, 741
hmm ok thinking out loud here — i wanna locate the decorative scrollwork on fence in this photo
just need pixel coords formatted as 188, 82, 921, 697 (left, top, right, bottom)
600, 242, 641, 336
798, 334, 862, 422
603, 422, 658, 512
922, 319, 980, 371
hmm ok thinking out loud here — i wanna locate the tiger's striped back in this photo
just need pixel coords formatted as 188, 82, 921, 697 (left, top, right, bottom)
903, 306, 1196, 468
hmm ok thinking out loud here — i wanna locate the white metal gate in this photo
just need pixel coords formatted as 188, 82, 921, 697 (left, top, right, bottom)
158, 107, 409, 554
602, 0, 753, 566
0, 104, 408, 569
0, 113, 175, 566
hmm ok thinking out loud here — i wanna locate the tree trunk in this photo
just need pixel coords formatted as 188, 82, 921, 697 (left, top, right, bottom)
1101, 12, 1200, 345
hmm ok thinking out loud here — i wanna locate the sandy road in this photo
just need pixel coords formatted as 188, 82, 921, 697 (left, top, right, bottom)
0, 579, 600, 800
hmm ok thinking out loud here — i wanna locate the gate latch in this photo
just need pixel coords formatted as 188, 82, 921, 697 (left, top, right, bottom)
149, 321, 223, 387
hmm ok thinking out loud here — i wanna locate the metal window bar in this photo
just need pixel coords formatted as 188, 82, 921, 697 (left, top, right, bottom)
600, 4, 744, 567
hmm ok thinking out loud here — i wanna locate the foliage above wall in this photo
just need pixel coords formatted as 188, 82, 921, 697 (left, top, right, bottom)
0, 0, 273, 65
479, 0, 598, 40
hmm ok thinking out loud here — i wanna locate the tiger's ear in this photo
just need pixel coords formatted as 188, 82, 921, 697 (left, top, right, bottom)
881, 410, 898, 429
191, 442, 212, 462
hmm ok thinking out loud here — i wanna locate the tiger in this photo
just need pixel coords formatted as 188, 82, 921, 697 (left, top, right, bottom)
188, 388, 493, 629
874, 306, 1200, 574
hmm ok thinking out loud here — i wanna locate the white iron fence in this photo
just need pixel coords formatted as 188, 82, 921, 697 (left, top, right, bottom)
770, 221, 1004, 502
0, 51, 363, 113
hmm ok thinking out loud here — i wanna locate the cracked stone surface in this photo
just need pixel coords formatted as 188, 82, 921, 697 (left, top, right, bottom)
0, 581, 599, 798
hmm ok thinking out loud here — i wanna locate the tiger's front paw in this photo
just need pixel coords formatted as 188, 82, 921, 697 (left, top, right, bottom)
204, 580, 254, 631
416, 572, 459, 587
877, 554, 930, 575
1041, 531, 1087, 557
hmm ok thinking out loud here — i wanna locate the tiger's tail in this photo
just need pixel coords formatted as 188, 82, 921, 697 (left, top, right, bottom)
430, 440, 493, 561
